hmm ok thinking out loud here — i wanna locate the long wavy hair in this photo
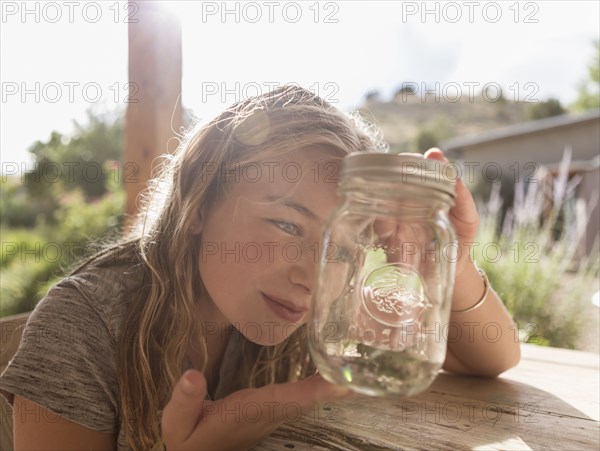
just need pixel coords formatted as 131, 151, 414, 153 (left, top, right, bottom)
82, 85, 381, 449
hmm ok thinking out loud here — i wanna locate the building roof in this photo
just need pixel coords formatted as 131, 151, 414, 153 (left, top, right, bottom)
440, 108, 600, 151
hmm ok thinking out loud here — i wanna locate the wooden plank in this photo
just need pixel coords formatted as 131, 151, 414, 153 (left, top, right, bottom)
519, 343, 599, 369
255, 345, 600, 450
257, 380, 599, 450
125, 1, 182, 220
503, 345, 599, 420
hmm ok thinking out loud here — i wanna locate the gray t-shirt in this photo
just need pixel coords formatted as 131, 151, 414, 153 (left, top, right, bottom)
0, 259, 244, 450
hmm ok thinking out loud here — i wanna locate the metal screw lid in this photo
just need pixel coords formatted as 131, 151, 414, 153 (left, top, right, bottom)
340, 152, 457, 198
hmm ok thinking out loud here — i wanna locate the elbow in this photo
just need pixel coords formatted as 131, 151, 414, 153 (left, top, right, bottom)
481, 343, 522, 378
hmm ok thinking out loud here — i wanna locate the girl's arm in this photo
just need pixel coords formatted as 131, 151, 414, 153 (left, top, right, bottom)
442, 261, 521, 377
13, 395, 116, 451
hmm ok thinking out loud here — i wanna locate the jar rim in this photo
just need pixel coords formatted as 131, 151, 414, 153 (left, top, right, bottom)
341, 152, 457, 198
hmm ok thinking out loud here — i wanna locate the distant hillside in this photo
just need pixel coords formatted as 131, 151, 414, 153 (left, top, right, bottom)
359, 93, 531, 153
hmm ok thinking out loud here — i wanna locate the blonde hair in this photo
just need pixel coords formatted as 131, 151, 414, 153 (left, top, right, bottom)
93, 86, 381, 449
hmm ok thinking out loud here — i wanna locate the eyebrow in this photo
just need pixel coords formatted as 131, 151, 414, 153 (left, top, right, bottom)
264, 195, 319, 222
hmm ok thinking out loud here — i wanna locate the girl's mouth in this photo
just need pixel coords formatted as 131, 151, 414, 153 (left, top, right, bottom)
261, 293, 307, 323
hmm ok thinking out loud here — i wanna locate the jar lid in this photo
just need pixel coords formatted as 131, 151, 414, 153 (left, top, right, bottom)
341, 152, 457, 198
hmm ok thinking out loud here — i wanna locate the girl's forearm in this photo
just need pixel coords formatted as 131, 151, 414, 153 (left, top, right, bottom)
445, 262, 521, 377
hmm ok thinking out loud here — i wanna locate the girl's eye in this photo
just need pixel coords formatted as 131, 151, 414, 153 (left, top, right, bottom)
270, 220, 301, 236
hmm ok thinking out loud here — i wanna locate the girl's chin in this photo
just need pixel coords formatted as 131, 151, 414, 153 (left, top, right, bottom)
236, 323, 305, 347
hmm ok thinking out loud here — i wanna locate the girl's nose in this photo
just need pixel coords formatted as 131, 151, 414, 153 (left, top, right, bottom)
288, 265, 313, 295
287, 249, 315, 295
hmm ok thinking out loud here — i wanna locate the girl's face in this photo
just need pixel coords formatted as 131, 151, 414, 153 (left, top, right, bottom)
197, 147, 342, 346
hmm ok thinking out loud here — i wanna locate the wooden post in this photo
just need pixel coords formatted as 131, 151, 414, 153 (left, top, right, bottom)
125, 1, 182, 222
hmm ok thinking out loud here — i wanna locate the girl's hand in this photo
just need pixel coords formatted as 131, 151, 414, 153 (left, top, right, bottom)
162, 370, 352, 451
423, 148, 480, 277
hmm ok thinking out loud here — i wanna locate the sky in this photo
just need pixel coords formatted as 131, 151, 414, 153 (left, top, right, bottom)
1, 0, 599, 172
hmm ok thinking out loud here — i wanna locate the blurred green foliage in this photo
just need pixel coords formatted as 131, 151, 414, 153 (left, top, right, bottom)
414, 114, 453, 153
571, 40, 600, 112
527, 98, 566, 120
0, 177, 39, 228
22, 110, 124, 223
1, 109, 125, 317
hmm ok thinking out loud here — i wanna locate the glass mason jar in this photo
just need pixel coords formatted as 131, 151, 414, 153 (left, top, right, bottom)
308, 152, 457, 397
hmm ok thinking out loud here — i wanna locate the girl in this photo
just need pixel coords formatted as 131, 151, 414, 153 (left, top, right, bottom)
0, 86, 520, 450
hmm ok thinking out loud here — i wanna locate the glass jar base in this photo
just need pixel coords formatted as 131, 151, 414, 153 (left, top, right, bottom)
314, 343, 442, 398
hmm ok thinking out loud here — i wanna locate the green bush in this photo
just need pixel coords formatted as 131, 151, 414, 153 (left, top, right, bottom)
414, 114, 454, 152
526, 98, 566, 121
1, 108, 126, 318
0, 257, 59, 317
0, 227, 50, 269
472, 153, 598, 348
0, 169, 124, 318
415, 130, 438, 152
0, 177, 39, 228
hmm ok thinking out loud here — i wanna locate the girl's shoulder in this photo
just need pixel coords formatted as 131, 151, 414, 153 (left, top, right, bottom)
70, 244, 146, 298
29, 239, 148, 338
0, 241, 147, 435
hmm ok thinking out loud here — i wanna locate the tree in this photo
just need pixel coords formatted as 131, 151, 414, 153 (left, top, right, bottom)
365, 90, 381, 103
25, 109, 125, 202
527, 98, 566, 121
415, 129, 438, 151
572, 40, 600, 112
414, 114, 454, 152
395, 84, 416, 96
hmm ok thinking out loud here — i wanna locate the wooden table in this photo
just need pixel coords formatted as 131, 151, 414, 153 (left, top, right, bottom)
256, 344, 599, 450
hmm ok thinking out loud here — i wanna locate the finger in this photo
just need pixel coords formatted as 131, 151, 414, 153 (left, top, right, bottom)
182, 375, 356, 451
223, 374, 352, 426
423, 147, 448, 162
372, 217, 397, 243
162, 370, 208, 446
271, 374, 351, 408
451, 178, 479, 227
423, 149, 479, 232
423, 147, 465, 204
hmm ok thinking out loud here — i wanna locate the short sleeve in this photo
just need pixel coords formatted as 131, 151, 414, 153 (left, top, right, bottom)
0, 274, 121, 433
